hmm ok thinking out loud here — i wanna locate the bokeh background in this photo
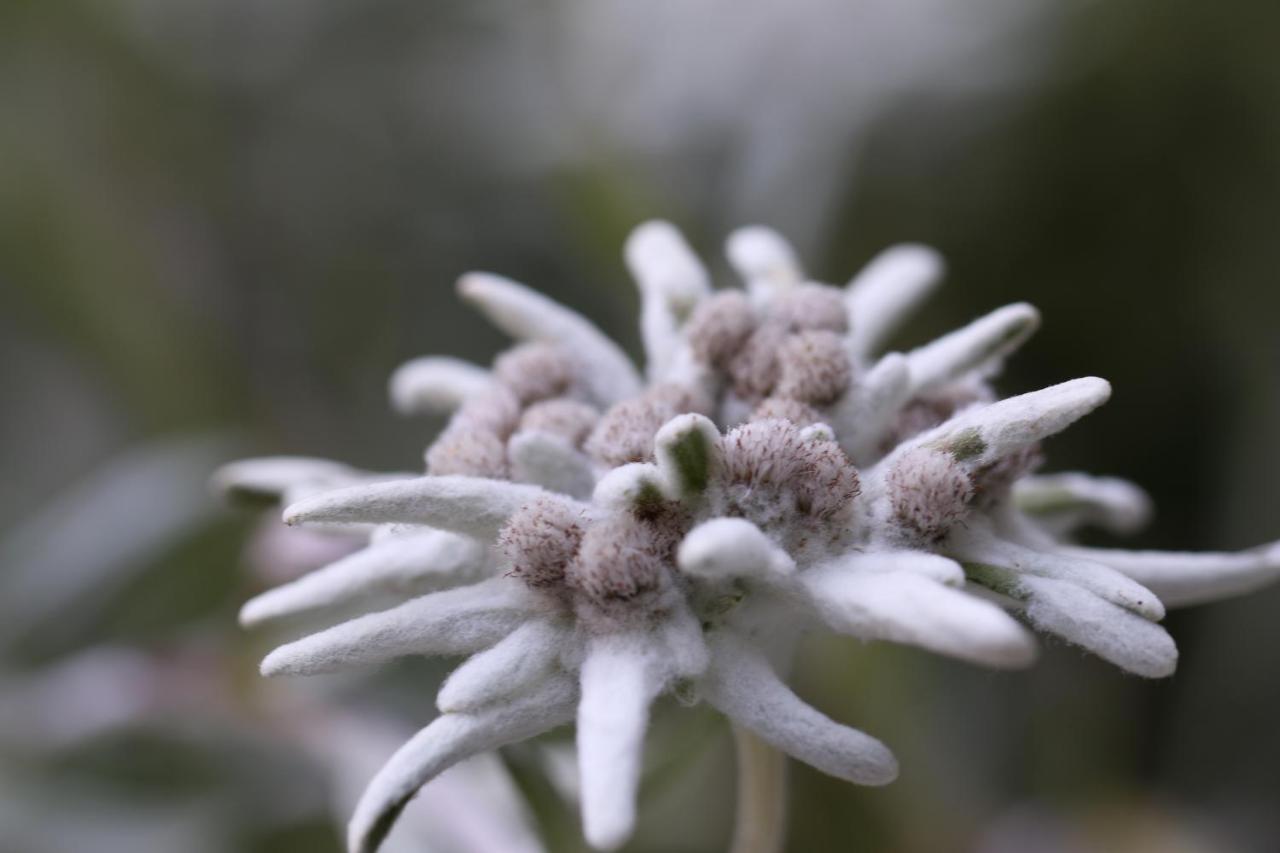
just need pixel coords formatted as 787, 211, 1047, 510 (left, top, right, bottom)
3, 1, 1280, 851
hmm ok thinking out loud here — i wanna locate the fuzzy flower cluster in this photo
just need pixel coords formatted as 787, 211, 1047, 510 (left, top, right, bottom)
217, 222, 1280, 853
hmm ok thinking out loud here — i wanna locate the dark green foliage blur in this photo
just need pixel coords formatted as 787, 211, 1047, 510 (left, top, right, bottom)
2, 1, 1279, 851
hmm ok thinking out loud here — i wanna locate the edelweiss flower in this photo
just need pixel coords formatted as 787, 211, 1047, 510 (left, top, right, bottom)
217, 222, 1280, 853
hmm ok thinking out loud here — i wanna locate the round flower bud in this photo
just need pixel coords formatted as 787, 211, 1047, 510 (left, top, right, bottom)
886, 447, 975, 542
492, 343, 577, 405
793, 431, 862, 525
497, 496, 586, 591
775, 330, 852, 405
585, 397, 672, 469
567, 514, 676, 609
774, 283, 849, 333
426, 427, 508, 478
450, 387, 523, 438
585, 383, 710, 469
719, 418, 860, 531
519, 398, 600, 447
727, 322, 787, 402
686, 290, 756, 369
750, 397, 823, 427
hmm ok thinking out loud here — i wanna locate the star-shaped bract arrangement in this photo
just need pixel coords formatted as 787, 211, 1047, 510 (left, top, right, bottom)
216, 222, 1280, 853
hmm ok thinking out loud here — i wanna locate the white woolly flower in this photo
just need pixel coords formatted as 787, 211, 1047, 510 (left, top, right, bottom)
218, 220, 1280, 853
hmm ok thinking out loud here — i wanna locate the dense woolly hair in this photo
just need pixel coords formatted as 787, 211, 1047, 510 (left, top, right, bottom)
519, 398, 600, 446
886, 447, 975, 543
493, 342, 578, 405
455, 386, 522, 431
776, 330, 852, 405
686, 290, 755, 370
425, 428, 509, 478
717, 418, 861, 550
498, 496, 585, 590
586, 384, 710, 468
773, 283, 849, 333
750, 396, 823, 427
567, 513, 681, 620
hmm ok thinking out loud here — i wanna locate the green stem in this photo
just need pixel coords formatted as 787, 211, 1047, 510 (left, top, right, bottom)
729, 726, 788, 853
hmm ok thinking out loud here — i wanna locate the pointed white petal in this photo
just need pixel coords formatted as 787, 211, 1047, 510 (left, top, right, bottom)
845, 244, 944, 359
947, 522, 1164, 620
260, 579, 536, 676
1014, 473, 1153, 536
212, 457, 364, 505
654, 413, 722, 500
1019, 576, 1178, 678
349, 673, 577, 853
284, 476, 553, 539
507, 431, 596, 500
830, 352, 912, 465
819, 550, 965, 586
625, 221, 711, 306
625, 221, 711, 381
726, 226, 802, 303
1062, 541, 1280, 608
239, 530, 488, 627
803, 568, 1036, 669
388, 356, 493, 415
678, 518, 795, 582
904, 303, 1040, 394
458, 272, 642, 405
893, 377, 1112, 469
702, 634, 898, 785
577, 638, 665, 851
437, 619, 565, 713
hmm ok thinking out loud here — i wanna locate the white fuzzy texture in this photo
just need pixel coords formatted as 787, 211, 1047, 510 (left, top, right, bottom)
830, 352, 913, 465
844, 244, 944, 359
625, 221, 711, 381
590, 463, 665, 514
389, 357, 494, 415
726, 226, 803, 303
437, 619, 565, 713
507, 431, 597, 500
576, 638, 665, 851
819, 550, 965, 586
1018, 576, 1178, 678
702, 633, 898, 785
240, 529, 488, 627
348, 673, 577, 853
260, 579, 537, 677
1063, 542, 1280, 608
803, 567, 1037, 668
212, 456, 367, 504
947, 521, 1164, 621
678, 518, 796, 581
653, 412, 722, 499
903, 303, 1040, 394
657, 599, 713, 680
284, 476, 552, 540
1013, 473, 1153, 536
899, 377, 1112, 469
458, 272, 642, 405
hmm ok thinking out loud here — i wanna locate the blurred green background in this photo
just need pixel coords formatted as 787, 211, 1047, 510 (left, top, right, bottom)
3, 1, 1280, 851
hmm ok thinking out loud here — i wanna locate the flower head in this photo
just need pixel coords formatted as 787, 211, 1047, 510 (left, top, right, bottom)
218, 221, 1280, 852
